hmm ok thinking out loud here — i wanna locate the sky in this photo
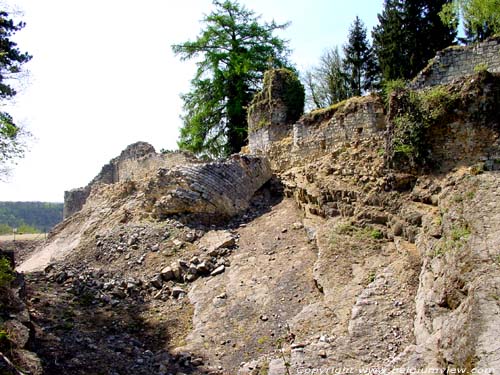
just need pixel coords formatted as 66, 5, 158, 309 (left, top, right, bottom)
0, 0, 384, 202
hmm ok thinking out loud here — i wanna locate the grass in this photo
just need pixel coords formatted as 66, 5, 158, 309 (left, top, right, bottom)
450, 225, 471, 241
432, 223, 471, 258
366, 270, 376, 284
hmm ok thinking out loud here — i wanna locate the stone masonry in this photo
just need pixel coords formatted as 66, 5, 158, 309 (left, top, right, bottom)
411, 36, 500, 89
63, 143, 198, 218
248, 69, 304, 154
148, 154, 272, 221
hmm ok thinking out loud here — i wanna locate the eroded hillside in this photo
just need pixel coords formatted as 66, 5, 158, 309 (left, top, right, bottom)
7, 69, 500, 375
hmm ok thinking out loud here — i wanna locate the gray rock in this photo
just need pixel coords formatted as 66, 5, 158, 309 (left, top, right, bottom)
150, 274, 163, 289
172, 287, 186, 298
210, 265, 225, 276
160, 266, 174, 281
198, 230, 236, 254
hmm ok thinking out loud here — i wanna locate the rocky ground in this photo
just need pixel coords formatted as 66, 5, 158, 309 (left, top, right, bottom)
5, 144, 499, 375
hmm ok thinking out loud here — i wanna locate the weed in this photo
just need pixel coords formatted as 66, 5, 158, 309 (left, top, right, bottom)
0, 257, 14, 287
388, 85, 459, 169
366, 270, 376, 284
257, 336, 269, 345
473, 62, 488, 73
258, 360, 270, 375
450, 225, 471, 241
466, 190, 475, 200
275, 338, 291, 375
370, 229, 383, 240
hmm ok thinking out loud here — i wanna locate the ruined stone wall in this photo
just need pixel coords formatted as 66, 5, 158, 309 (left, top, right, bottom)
63, 143, 199, 219
411, 36, 500, 89
148, 154, 272, 221
248, 74, 386, 169
292, 96, 386, 159
248, 69, 305, 155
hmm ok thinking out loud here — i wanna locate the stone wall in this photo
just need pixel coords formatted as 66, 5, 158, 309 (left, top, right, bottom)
248, 70, 386, 167
411, 36, 500, 89
248, 69, 304, 154
63, 143, 198, 218
292, 95, 386, 158
148, 154, 272, 222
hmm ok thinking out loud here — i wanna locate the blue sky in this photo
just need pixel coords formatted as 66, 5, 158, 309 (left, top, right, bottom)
0, 0, 384, 202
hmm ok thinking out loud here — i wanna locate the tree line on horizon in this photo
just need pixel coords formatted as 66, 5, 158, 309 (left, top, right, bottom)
173, 0, 500, 157
0, 201, 63, 235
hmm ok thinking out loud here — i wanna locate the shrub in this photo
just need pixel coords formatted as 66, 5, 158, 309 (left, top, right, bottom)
0, 257, 14, 287
388, 85, 459, 169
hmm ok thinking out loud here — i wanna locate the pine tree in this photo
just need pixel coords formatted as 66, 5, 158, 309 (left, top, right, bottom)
343, 16, 378, 96
172, 0, 292, 157
373, 0, 456, 82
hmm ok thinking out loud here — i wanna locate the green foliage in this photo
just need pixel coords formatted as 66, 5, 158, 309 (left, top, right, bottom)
373, 0, 456, 82
0, 10, 31, 176
382, 79, 406, 105
172, 0, 292, 157
343, 16, 378, 95
474, 62, 489, 72
0, 223, 11, 235
366, 270, 377, 284
451, 224, 471, 241
0, 257, 14, 287
248, 68, 304, 130
432, 223, 471, 257
440, 0, 500, 42
0, 201, 63, 232
304, 47, 351, 109
332, 221, 384, 242
388, 85, 459, 168
370, 229, 384, 240
276, 70, 305, 124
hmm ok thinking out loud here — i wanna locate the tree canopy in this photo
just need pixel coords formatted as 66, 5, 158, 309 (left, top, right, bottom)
172, 0, 292, 157
372, 0, 456, 82
304, 47, 351, 109
0, 8, 31, 178
343, 16, 378, 96
439, 0, 500, 42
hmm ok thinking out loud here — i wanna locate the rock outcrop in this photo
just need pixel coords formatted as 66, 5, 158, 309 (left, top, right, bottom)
148, 154, 272, 221
13, 41, 500, 375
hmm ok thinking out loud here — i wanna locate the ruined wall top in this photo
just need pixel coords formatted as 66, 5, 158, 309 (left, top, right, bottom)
63, 142, 199, 219
411, 36, 500, 89
247, 68, 304, 133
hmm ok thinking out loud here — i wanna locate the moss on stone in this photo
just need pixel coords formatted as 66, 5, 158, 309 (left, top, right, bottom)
247, 68, 304, 132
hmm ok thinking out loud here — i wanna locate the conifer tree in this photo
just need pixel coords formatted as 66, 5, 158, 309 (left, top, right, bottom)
373, 0, 456, 82
343, 16, 378, 96
172, 0, 292, 157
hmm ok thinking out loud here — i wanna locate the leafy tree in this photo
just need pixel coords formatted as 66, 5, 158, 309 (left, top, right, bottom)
372, 0, 456, 82
0, 201, 63, 231
343, 16, 378, 96
172, 0, 291, 157
0, 8, 31, 177
304, 47, 351, 109
439, 0, 500, 42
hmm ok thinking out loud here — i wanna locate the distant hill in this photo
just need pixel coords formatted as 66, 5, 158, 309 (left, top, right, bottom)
0, 202, 63, 234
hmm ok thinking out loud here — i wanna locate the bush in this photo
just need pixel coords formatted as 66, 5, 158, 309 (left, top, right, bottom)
0, 257, 14, 287
388, 85, 459, 169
